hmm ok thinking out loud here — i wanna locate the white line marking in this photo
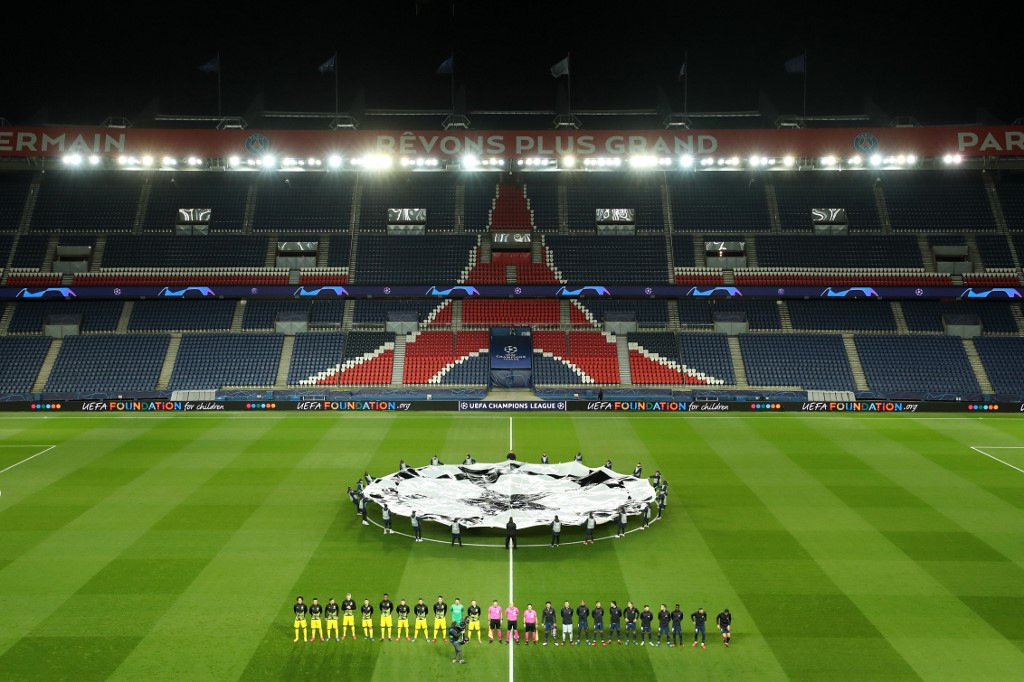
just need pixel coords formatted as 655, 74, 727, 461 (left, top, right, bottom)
509, 532, 514, 682
970, 446, 1024, 474
508, 415, 514, 680
0, 445, 56, 475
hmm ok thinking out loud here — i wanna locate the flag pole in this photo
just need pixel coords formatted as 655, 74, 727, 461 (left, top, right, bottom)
333, 51, 339, 118
683, 50, 689, 118
802, 51, 808, 117
567, 51, 572, 115
216, 51, 222, 117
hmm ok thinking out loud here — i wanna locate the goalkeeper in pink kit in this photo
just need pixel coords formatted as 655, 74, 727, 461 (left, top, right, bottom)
505, 602, 521, 644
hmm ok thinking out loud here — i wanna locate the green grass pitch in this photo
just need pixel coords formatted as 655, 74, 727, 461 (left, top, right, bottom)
1, 411, 1023, 681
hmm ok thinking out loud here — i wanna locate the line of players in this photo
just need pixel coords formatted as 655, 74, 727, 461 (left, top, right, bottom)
292, 594, 732, 648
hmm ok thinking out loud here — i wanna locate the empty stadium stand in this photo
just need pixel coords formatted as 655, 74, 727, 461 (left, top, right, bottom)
1, 162, 1023, 401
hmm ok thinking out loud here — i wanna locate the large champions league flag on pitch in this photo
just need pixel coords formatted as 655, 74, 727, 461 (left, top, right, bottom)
489, 327, 532, 387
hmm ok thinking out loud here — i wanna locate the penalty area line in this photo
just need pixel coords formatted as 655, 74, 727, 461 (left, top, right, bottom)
970, 446, 1024, 474
0, 445, 57, 476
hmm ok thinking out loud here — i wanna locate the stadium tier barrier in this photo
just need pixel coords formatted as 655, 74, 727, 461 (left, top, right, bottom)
4, 399, 1014, 414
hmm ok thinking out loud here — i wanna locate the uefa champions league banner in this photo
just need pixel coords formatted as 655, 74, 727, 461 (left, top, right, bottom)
489, 335, 532, 369
489, 329, 533, 389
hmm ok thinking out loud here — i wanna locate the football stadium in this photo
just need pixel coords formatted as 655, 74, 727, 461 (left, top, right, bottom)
2, 21, 1024, 681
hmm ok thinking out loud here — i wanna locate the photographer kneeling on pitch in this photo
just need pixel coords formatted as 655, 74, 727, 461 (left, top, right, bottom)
449, 617, 469, 663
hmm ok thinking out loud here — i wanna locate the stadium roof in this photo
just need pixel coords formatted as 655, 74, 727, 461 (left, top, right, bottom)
3, 2, 1022, 130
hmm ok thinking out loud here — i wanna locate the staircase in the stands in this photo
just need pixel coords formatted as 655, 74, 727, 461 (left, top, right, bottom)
490, 176, 533, 230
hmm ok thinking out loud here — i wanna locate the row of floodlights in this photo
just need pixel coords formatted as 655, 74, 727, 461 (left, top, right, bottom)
61, 152, 965, 169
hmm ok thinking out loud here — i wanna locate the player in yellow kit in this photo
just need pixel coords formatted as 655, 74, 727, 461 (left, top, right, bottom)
396, 599, 411, 641
308, 598, 324, 641
340, 593, 357, 640
361, 599, 375, 640
413, 598, 429, 641
292, 596, 308, 642
433, 595, 448, 642
379, 594, 395, 641
467, 600, 483, 642
325, 598, 340, 641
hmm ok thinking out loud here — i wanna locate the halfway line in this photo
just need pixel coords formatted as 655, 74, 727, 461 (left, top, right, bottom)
508, 535, 514, 682
508, 414, 514, 682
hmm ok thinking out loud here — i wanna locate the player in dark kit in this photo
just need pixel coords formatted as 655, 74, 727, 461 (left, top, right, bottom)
575, 600, 590, 645
608, 600, 623, 643
592, 601, 606, 645
670, 604, 684, 646
691, 607, 708, 648
623, 601, 639, 645
542, 601, 556, 646
716, 608, 732, 647
560, 601, 574, 645
656, 604, 671, 646
638, 605, 654, 646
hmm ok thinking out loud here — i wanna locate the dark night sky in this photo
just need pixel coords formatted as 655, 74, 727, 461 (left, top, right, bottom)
3, 1, 1022, 127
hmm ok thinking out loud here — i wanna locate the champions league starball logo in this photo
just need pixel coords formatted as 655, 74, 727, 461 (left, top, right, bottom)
361, 461, 657, 529
497, 345, 526, 362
